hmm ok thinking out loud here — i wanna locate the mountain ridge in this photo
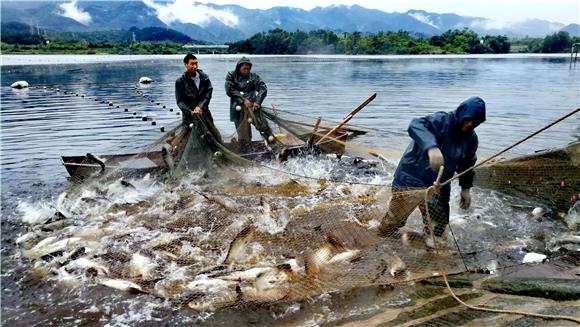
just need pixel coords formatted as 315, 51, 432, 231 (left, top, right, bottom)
0, 1, 573, 43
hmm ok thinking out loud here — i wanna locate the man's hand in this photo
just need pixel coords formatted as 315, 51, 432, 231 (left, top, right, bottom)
252, 102, 260, 112
459, 188, 471, 209
243, 99, 252, 109
192, 106, 203, 115
427, 147, 444, 172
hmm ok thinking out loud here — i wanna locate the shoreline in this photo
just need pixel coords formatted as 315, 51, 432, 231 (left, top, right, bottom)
1, 53, 571, 66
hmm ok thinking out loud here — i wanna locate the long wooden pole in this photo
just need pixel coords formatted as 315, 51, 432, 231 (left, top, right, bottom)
315, 93, 376, 146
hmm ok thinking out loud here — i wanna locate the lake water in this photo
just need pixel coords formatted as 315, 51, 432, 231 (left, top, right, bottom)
1, 54, 579, 326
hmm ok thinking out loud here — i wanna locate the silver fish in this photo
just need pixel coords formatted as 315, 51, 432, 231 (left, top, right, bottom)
25, 237, 82, 259
67, 257, 110, 276
161, 143, 174, 173
224, 225, 255, 264
99, 279, 143, 293
186, 278, 240, 311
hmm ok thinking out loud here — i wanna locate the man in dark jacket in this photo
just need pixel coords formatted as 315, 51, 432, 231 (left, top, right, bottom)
175, 53, 214, 126
378, 96, 487, 248
225, 57, 268, 145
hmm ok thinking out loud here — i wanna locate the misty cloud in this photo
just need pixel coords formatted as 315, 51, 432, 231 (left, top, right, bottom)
59, 0, 92, 25
142, 0, 239, 27
470, 18, 512, 30
408, 12, 439, 29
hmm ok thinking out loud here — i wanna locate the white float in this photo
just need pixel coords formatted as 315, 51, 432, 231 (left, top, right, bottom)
139, 77, 153, 84
11, 81, 29, 89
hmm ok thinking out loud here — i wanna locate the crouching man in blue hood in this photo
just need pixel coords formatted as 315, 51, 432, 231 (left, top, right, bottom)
378, 96, 487, 248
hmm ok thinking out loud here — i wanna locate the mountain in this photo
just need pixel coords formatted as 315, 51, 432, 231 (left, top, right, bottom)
0, 22, 202, 44
561, 24, 580, 37
0, 0, 570, 44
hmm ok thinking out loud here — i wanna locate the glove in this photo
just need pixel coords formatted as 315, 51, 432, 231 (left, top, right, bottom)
427, 147, 444, 172
459, 188, 471, 209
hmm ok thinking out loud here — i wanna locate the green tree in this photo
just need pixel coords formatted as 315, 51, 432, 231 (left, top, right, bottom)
542, 31, 571, 53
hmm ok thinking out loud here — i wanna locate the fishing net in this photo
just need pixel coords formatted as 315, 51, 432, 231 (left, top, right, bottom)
16, 82, 580, 323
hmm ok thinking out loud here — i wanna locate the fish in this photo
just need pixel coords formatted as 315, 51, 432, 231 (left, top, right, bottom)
201, 193, 239, 213
531, 207, 546, 219
555, 234, 580, 246
54, 267, 82, 288
224, 225, 255, 264
185, 278, 240, 311
144, 232, 188, 250
327, 249, 361, 265
128, 253, 157, 280
216, 267, 274, 281
99, 279, 143, 293
161, 143, 174, 173
40, 212, 71, 232
240, 265, 292, 303
119, 180, 136, 189
386, 255, 407, 277
15, 231, 41, 246
57, 247, 89, 267
260, 196, 271, 214
305, 235, 352, 277
25, 237, 82, 259
67, 257, 110, 276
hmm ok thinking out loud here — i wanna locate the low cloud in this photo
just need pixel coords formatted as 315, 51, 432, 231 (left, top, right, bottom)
408, 12, 440, 29
142, 0, 239, 27
470, 18, 512, 30
59, 0, 92, 25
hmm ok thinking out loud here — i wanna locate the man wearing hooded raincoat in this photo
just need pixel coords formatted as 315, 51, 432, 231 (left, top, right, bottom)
378, 96, 487, 248
225, 57, 268, 146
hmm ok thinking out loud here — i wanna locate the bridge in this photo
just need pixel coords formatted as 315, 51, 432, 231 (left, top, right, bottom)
182, 44, 229, 54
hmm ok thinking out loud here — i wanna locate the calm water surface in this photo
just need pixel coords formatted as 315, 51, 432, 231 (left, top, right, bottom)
1, 54, 579, 325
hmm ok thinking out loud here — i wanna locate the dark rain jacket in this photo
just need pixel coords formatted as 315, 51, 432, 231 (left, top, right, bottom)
393, 96, 486, 203
175, 69, 213, 125
225, 57, 267, 122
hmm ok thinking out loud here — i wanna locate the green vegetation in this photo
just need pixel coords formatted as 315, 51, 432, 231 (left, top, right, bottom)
228, 28, 578, 55
1, 22, 578, 55
227, 28, 511, 54
0, 22, 205, 55
511, 31, 580, 53
1, 40, 187, 55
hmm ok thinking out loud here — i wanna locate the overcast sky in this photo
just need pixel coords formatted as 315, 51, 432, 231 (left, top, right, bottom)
198, 0, 579, 25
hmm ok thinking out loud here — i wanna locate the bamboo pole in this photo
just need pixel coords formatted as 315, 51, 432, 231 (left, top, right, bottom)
315, 93, 376, 146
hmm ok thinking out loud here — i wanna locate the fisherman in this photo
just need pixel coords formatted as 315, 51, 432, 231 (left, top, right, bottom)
176, 53, 214, 125
377, 96, 486, 248
175, 53, 222, 144
225, 57, 268, 149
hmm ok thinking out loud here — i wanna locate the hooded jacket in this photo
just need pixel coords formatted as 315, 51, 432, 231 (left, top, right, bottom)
393, 96, 486, 202
225, 57, 268, 122
175, 69, 213, 125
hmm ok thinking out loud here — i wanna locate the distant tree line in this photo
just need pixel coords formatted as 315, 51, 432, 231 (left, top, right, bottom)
0, 22, 204, 54
1, 21, 578, 55
227, 28, 579, 55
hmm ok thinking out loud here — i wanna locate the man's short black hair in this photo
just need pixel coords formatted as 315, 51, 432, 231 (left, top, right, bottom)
183, 53, 197, 64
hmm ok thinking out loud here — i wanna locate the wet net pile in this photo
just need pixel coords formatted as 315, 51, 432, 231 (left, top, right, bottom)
16, 98, 580, 318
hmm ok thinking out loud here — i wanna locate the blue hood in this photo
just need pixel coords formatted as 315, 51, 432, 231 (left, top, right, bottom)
455, 96, 486, 127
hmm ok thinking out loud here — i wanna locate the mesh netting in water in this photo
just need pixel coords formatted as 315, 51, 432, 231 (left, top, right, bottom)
17, 93, 580, 320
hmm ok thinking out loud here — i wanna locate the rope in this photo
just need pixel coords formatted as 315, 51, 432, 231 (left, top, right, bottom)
447, 223, 468, 271
439, 106, 580, 187
440, 271, 580, 324
424, 169, 580, 324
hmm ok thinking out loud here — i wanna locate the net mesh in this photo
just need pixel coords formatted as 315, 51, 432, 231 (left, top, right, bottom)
17, 84, 580, 320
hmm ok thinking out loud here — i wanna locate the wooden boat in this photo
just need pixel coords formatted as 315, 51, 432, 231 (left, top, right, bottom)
61, 129, 352, 180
